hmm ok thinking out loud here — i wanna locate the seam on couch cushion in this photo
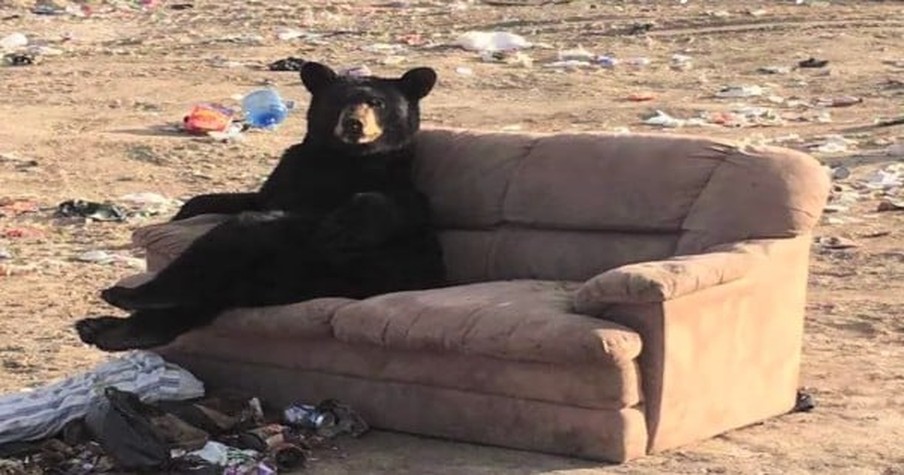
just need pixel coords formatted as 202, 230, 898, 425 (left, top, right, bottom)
169, 350, 644, 412
486, 136, 541, 279
678, 145, 731, 237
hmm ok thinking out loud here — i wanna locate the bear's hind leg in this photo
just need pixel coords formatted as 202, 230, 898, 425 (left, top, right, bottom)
102, 211, 305, 311
75, 307, 220, 352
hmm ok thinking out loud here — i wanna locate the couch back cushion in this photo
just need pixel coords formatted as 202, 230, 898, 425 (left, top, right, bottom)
413, 128, 828, 284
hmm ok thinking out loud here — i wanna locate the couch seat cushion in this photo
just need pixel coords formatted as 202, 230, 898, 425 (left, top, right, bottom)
331, 280, 642, 366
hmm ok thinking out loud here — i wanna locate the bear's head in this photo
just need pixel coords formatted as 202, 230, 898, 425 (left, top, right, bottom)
299, 62, 437, 155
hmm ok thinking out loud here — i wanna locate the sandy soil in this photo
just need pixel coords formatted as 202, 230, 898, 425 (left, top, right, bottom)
0, 0, 902, 473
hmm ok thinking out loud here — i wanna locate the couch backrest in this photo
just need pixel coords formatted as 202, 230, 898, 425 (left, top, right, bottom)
412, 128, 828, 284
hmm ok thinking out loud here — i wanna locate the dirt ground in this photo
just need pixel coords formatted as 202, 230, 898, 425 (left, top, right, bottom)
0, 0, 902, 473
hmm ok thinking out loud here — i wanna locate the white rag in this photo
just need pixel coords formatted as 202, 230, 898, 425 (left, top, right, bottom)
0, 350, 204, 445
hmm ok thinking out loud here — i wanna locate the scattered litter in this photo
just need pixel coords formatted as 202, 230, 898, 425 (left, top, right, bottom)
455, 66, 474, 76
75, 250, 115, 264
0, 199, 39, 217
208, 56, 243, 69
811, 135, 856, 154
0, 247, 11, 260
379, 55, 406, 66
397, 33, 425, 46
643, 110, 685, 128
830, 165, 851, 180
823, 204, 848, 214
748, 8, 768, 17
816, 236, 859, 250
877, 200, 904, 212
815, 96, 862, 108
758, 65, 791, 75
339, 65, 372, 77
207, 123, 247, 143
596, 55, 618, 68
0, 32, 27, 51
455, 31, 531, 52
670, 54, 692, 71
544, 60, 591, 70
700, 107, 784, 128
628, 22, 655, 35
56, 200, 127, 222
3, 53, 35, 67
0, 351, 204, 445
1, 226, 44, 239
479, 49, 533, 67
865, 166, 903, 190
799, 57, 829, 68
706, 10, 730, 18
792, 389, 816, 413
715, 85, 764, 98
627, 92, 655, 102
189, 441, 258, 466
183, 103, 235, 135
557, 46, 594, 62
625, 57, 651, 68
284, 399, 369, 439
241, 89, 289, 129
275, 27, 305, 41
268, 57, 306, 72
361, 43, 407, 55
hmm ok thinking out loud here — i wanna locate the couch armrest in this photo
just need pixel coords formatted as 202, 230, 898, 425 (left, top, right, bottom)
574, 239, 778, 311
132, 213, 231, 271
574, 235, 813, 454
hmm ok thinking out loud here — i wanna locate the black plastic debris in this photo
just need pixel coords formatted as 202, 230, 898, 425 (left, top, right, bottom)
268, 57, 306, 72
628, 22, 655, 35
169, 3, 194, 10
4, 53, 35, 66
798, 57, 829, 68
31, 3, 64, 15
84, 388, 173, 471
56, 200, 127, 222
792, 389, 816, 413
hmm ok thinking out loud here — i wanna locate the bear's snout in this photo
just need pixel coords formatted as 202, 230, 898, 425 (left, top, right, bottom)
335, 103, 383, 144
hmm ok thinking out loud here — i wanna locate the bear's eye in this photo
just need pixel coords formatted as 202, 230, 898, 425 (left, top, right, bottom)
367, 98, 386, 109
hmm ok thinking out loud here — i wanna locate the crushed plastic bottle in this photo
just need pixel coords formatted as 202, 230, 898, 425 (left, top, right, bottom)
241, 89, 289, 129
283, 403, 336, 430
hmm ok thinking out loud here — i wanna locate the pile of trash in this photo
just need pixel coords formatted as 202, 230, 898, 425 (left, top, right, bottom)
0, 352, 368, 474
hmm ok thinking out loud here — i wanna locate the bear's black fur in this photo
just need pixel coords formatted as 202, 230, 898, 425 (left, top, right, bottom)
75, 62, 446, 352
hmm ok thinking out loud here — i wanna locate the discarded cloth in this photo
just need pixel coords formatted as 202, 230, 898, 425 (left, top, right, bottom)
0, 351, 204, 445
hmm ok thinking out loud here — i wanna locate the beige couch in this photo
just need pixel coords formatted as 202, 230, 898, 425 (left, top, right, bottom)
125, 128, 829, 462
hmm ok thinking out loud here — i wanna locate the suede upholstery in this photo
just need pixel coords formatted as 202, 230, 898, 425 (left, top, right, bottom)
127, 128, 829, 462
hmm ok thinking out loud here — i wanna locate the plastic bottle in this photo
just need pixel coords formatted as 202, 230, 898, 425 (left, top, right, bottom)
241, 88, 288, 129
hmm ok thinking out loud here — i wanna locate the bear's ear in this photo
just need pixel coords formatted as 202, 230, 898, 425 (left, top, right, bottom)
397, 67, 437, 100
300, 62, 338, 94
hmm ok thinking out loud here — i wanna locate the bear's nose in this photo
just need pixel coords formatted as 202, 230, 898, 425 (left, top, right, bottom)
342, 118, 364, 135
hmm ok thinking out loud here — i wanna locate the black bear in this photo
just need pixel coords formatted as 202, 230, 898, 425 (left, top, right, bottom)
75, 62, 446, 352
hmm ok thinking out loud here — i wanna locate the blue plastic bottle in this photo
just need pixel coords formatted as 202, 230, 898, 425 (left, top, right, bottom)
242, 88, 289, 129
